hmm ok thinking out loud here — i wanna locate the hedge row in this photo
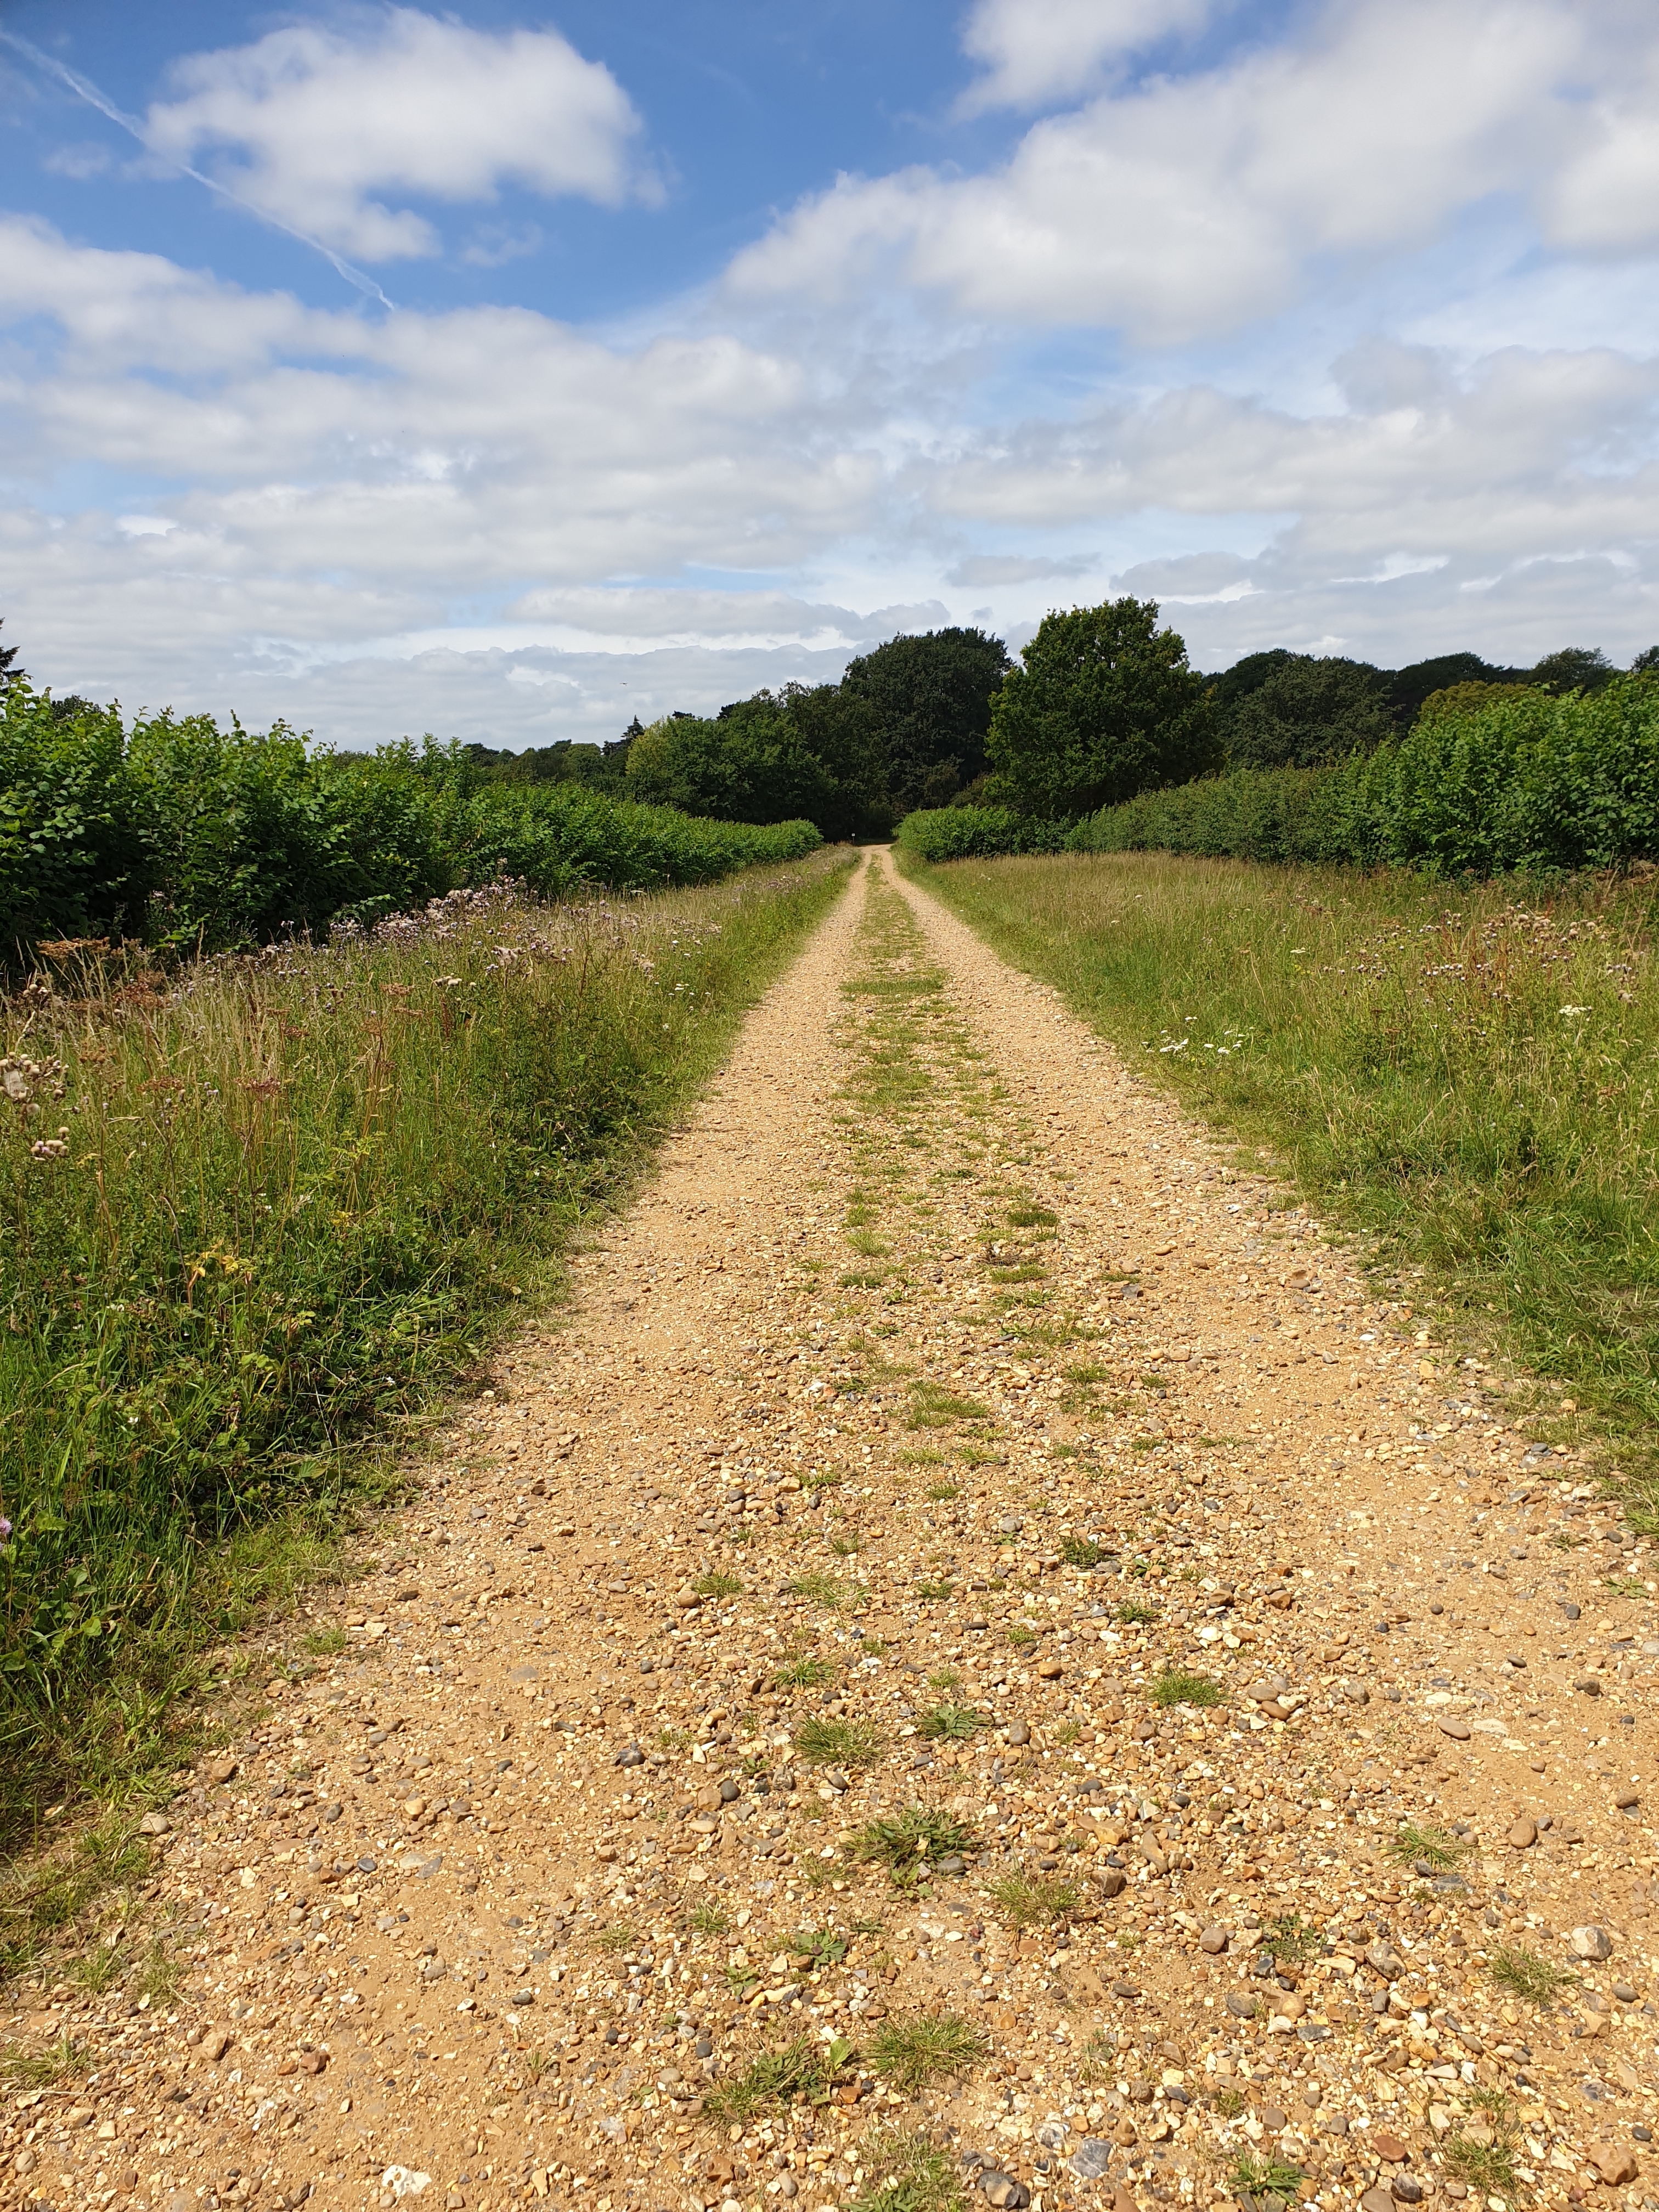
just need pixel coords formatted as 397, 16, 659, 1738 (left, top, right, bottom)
893, 805, 1068, 862
895, 678, 1659, 877
0, 688, 821, 956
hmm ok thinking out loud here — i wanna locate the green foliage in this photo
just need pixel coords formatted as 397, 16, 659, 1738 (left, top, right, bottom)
0, 853, 848, 1832
846, 2129, 967, 2212
986, 598, 1218, 819
795, 1715, 883, 1765
1221, 653, 1395, 769
624, 704, 839, 833
918, 1703, 985, 1740
1487, 1946, 1576, 2007
1387, 1822, 1469, 1870
703, 2034, 856, 2123
1148, 1669, 1222, 1707
839, 628, 1011, 816
1071, 675, 1659, 876
850, 1805, 978, 1885
865, 2014, 988, 2093
893, 806, 1066, 861
986, 1873, 1079, 1928
0, 686, 822, 963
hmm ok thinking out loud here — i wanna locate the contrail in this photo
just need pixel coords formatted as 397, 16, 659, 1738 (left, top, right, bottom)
0, 27, 397, 310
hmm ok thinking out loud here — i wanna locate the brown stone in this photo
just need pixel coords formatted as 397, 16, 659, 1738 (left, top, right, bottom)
206, 1754, 239, 1783
1508, 1817, 1537, 1849
1373, 2134, 1409, 2163
1588, 2145, 1639, 2188
1436, 1718, 1471, 1741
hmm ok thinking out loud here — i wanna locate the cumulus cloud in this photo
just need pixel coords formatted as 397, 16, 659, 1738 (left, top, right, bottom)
957, 0, 1220, 114
731, 0, 1656, 344
141, 8, 655, 262
947, 553, 1097, 585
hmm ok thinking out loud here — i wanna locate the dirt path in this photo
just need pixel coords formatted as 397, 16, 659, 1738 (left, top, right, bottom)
11, 850, 1656, 2212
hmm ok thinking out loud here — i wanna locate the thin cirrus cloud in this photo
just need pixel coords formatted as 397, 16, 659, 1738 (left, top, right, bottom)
139, 8, 658, 263
730, 0, 1659, 346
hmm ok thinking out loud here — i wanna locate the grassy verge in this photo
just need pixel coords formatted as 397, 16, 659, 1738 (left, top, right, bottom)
0, 850, 853, 1840
899, 846, 1659, 1515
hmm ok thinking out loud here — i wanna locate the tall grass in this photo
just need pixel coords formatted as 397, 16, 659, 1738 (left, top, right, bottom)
0, 851, 851, 1825
901, 847, 1659, 1502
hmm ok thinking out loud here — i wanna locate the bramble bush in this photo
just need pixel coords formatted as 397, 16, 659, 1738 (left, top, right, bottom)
0, 686, 821, 961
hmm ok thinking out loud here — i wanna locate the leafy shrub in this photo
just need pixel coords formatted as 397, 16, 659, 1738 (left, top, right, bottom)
0, 686, 821, 963
1070, 675, 1659, 876
894, 806, 1065, 861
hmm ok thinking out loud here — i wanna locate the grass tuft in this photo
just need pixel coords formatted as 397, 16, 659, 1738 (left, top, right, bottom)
1148, 1669, 1223, 1708
985, 1874, 1079, 1929
1386, 1820, 1469, 1871
795, 1716, 883, 1767
846, 2129, 967, 2212
693, 1571, 744, 1600
774, 1656, 836, 1690
865, 2015, 988, 2095
702, 2033, 856, 2124
1231, 2152, 1305, 2205
850, 1806, 978, 1887
1486, 1946, 1577, 2007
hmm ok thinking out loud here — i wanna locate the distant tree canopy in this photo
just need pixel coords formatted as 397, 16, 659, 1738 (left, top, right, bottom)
0, 619, 22, 697
986, 598, 1217, 820
1219, 653, 1395, 769
838, 627, 1011, 816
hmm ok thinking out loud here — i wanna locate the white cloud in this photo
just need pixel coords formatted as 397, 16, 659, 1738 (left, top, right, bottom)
732, 0, 1654, 345
958, 0, 1220, 114
141, 8, 655, 263
946, 553, 1097, 584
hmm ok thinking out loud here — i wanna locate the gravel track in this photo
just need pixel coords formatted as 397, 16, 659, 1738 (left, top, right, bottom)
10, 850, 1655, 2212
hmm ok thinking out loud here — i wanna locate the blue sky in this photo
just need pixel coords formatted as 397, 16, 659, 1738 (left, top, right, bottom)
2, 0, 1657, 747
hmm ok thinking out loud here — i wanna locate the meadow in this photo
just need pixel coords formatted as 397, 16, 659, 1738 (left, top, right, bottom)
0, 849, 851, 1832
900, 847, 1659, 1509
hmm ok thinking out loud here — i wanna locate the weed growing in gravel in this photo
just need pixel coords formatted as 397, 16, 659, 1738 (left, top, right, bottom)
71, 1940, 125, 1993
846, 2129, 967, 2212
686, 1904, 730, 1938
1006, 1624, 1037, 1647
866, 2016, 988, 2094
1117, 1600, 1160, 1625
928, 1669, 961, 1690
1441, 2093, 1522, 2202
704, 2034, 856, 2123
0, 2030, 87, 2088
693, 1571, 744, 1600
919, 1705, 986, 1741
1149, 1670, 1222, 1708
792, 1925, 850, 1969
788, 1573, 849, 1607
1231, 2151, 1305, 2204
1387, 1821, 1469, 1870
850, 1807, 978, 1886
304, 1627, 349, 1657
926, 1483, 960, 1501
595, 1922, 638, 1953
986, 1874, 1079, 1928
860, 1636, 890, 1656
1487, 1946, 1577, 2006
1259, 1914, 1323, 1965
136, 1934, 184, 2010
1059, 1536, 1103, 1567
914, 1578, 954, 1601
795, 1717, 883, 1767
774, 1655, 836, 1690
515, 2047, 556, 2089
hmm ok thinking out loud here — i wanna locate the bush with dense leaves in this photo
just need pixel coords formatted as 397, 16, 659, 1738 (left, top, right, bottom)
894, 805, 1067, 860
0, 687, 820, 960
1069, 676, 1659, 875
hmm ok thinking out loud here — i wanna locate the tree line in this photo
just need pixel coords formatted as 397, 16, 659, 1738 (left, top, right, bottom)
4, 607, 1656, 858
